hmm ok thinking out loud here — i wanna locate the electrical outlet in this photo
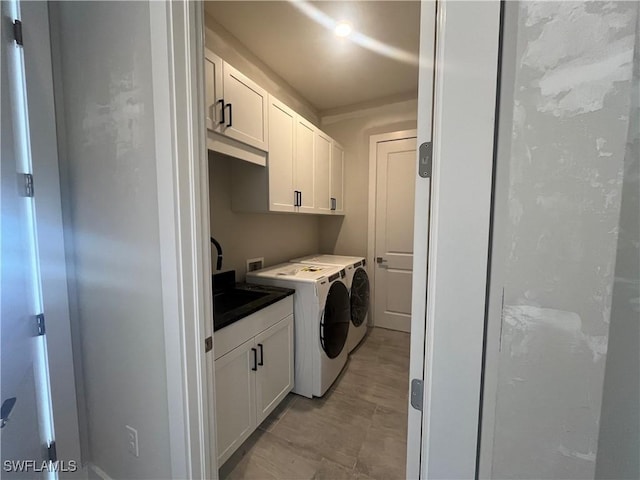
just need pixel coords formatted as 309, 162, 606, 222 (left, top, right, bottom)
125, 425, 139, 457
246, 257, 264, 273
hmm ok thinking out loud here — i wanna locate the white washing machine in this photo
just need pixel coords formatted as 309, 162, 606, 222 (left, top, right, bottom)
246, 262, 350, 398
291, 255, 370, 353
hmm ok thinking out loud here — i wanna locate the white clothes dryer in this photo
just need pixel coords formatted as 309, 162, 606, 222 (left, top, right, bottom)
246, 262, 350, 398
291, 255, 370, 353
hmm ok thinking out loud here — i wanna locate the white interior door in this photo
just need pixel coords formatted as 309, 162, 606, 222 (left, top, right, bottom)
1, 0, 55, 471
374, 137, 417, 333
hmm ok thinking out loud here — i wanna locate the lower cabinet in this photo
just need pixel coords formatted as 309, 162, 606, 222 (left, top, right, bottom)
214, 313, 294, 466
254, 317, 295, 424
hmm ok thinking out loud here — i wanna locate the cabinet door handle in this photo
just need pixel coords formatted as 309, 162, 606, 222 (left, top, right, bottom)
299, 191, 303, 207
294, 190, 300, 207
217, 98, 225, 125
331, 197, 336, 210
251, 348, 257, 371
226, 103, 233, 128
257, 344, 264, 366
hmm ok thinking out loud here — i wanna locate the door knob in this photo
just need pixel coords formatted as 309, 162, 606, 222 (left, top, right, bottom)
376, 257, 387, 264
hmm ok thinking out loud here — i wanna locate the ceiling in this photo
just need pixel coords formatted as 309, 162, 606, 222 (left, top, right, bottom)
204, 1, 420, 113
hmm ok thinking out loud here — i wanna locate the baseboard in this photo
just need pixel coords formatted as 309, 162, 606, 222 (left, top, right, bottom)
87, 463, 114, 480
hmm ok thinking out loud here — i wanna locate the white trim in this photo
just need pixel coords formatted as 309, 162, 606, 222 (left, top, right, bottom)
87, 463, 114, 480
367, 129, 417, 328
478, 2, 516, 476
407, 1, 437, 477
150, 2, 213, 479
22, 0, 83, 471
420, 1, 501, 478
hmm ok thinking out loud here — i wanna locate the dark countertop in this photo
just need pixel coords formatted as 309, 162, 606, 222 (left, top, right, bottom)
213, 282, 294, 332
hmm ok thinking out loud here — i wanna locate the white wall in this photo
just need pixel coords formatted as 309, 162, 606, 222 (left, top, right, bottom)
318, 99, 418, 256
209, 152, 321, 281
52, 2, 172, 478
483, 2, 638, 479
596, 7, 640, 478
204, 13, 320, 126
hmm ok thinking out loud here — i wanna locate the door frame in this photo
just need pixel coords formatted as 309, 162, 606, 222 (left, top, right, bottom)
416, 1, 502, 478
172, 1, 502, 479
149, 2, 213, 479
12, 0, 83, 470
366, 128, 417, 328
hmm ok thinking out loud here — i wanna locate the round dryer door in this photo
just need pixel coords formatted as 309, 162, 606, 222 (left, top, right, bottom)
350, 268, 370, 327
320, 281, 350, 359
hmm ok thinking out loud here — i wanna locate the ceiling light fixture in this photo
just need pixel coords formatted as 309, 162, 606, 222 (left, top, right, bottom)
334, 21, 352, 38
290, 1, 418, 65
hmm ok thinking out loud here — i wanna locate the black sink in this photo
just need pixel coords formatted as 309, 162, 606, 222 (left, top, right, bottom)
212, 270, 294, 331
214, 290, 269, 317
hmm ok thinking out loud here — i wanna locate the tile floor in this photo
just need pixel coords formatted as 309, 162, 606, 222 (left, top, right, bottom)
219, 327, 410, 480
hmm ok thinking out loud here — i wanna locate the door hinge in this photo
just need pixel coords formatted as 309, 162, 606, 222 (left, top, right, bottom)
205, 336, 213, 353
13, 19, 23, 46
20, 173, 34, 197
410, 378, 424, 411
418, 142, 433, 178
47, 440, 57, 463
36, 313, 45, 336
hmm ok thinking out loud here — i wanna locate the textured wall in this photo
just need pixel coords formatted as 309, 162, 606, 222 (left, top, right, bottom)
52, 2, 171, 478
488, 2, 638, 478
596, 7, 640, 478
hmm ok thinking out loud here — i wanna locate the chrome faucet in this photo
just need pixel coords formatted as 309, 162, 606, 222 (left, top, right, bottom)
210, 237, 223, 271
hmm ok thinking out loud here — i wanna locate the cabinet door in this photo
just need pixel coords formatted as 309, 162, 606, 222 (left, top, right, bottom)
215, 338, 257, 465
314, 131, 332, 214
254, 315, 294, 425
205, 50, 223, 132
222, 63, 269, 151
295, 117, 316, 213
268, 98, 296, 212
331, 141, 345, 214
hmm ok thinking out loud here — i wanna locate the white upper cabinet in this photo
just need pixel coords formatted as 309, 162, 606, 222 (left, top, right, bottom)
331, 141, 345, 214
314, 130, 332, 214
295, 117, 316, 213
208, 50, 347, 216
205, 50, 269, 165
267, 97, 296, 212
221, 63, 269, 152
